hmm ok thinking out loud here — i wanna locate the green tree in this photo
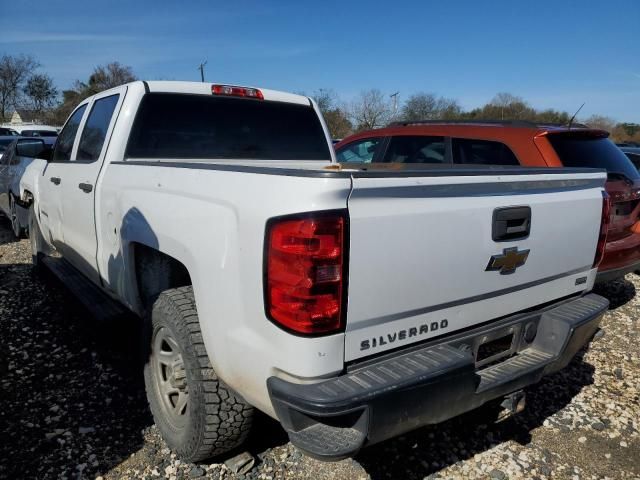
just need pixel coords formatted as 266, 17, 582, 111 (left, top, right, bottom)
535, 109, 571, 124
483, 93, 536, 120
23, 73, 58, 118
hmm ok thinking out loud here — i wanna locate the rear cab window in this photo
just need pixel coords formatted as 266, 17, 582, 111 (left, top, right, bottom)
126, 93, 330, 160
548, 133, 640, 182
452, 138, 519, 166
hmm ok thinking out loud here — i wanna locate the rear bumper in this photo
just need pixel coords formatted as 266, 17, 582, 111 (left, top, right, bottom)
267, 293, 608, 460
598, 232, 640, 282
596, 259, 640, 283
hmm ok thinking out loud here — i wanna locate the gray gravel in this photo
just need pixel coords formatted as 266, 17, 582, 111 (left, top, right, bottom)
0, 216, 638, 479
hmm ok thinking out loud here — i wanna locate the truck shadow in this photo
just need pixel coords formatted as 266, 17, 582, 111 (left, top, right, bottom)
0, 215, 19, 246
593, 277, 636, 310
0, 261, 153, 479
356, 351, 596, 479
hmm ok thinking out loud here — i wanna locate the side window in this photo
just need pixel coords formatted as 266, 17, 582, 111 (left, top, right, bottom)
52, 104, 87, 162
452, 138, 519, 166
336, 138, 381, 163
77, 94, 120, 162
384, 136, 446, 163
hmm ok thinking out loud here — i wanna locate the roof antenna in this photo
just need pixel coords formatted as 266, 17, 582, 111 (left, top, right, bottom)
197, 60, 208, 82
567, 103, 585, 130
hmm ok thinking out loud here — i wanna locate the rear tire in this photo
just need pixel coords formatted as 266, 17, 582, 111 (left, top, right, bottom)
143, 286, 254, 461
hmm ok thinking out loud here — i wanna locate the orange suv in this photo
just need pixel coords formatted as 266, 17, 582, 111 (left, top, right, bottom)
334, 121, 640, 283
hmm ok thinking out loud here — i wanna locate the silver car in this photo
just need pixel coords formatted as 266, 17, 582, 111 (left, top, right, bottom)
0, 136, 55, 237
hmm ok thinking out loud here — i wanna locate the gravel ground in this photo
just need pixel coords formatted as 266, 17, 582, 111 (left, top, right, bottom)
0, 216, 638, 480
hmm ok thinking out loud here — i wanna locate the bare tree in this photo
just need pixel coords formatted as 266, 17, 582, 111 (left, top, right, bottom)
401, 93, 439, 120
80, 62, 137, 95
349, 89, 393, 131
583, 114, 616, 133
437, 98, 463, 119
401, 93, 462, 121
311, 88, 338, 114
54, 62, 137, 124
309, 88, 353, 138
0, 54, 39, 121
24, 73, 58, 119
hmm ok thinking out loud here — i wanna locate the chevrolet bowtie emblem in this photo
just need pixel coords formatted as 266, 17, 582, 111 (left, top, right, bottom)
486, 247, 530, 275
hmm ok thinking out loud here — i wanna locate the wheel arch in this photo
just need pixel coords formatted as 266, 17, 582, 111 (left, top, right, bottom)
130, 241, 193, 314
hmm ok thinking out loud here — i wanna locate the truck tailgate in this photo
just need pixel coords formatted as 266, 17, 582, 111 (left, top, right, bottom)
344, 171, 606, 361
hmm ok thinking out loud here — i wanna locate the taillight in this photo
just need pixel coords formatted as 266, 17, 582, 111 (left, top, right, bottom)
212, 84, 263, 100
593, 191, 611, 268
265, 212, 347, 335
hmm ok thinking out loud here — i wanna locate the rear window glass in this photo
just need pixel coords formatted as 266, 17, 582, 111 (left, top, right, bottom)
0, 138, 14, 149
22, 130, 57, 137
126, 93, 330, 160
77, 94, 120, 162
548, 135, 640, 181
625, 152, 640, 170
452, 138, 519, 166
336, 138, 381, 163
384, 136, 445, 163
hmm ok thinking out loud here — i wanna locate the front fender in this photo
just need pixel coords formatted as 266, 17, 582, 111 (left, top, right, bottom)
19, 159, 46, 204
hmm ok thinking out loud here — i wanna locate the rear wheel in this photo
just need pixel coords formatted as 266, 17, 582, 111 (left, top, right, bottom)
144, 286, 254, 461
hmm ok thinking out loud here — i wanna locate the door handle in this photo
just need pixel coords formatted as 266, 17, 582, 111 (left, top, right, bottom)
50, 177, 61, 185
492, 206, 531, 241
78, 182, 93, 193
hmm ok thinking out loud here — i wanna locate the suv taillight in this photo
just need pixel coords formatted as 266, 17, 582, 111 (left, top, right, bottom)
594, 192, 611, 268
265, 212, 347, 335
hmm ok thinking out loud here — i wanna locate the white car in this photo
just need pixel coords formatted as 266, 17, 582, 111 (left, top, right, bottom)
21, 81, 610, 462
0, 137, 54, 237
8, 124, 59, 136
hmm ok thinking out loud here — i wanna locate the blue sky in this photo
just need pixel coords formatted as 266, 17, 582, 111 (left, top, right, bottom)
2, 0, 639, 122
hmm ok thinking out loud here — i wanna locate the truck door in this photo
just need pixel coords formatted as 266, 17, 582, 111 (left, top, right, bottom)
57, 88, 125, 284
39, 104, 88, 249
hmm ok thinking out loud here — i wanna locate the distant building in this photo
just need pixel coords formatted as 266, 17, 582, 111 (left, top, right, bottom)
9, 109, 41, 125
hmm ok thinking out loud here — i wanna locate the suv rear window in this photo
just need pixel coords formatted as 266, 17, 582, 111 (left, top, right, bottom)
548, 134, 640, 181
126, 93, 330, 161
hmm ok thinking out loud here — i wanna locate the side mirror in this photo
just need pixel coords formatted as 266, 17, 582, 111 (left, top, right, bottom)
37, 146, 54, 162
16, 138, 46, 158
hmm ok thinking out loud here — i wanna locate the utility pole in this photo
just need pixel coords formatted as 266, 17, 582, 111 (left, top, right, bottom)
390, 91, 399, 114
198, 60, 208, 82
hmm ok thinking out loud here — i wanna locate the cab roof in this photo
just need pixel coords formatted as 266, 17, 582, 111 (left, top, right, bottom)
141, 81, 311, 106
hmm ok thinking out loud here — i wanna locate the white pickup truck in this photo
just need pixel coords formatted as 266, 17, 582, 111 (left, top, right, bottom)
22, 81, 610, 462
